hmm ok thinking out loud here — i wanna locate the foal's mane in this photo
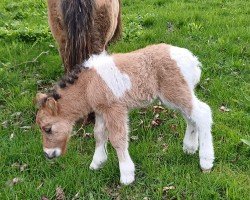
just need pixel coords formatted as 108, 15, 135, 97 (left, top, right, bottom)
47, 64, 88, 101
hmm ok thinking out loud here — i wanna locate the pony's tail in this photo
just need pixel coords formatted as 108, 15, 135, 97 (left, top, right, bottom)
61, 0, 95, 73
110, 0, 122, 43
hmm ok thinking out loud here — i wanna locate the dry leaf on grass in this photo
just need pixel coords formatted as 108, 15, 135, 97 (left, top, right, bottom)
84, 132, 93, 138
220, 106, 230, 112
153, 105, 165, 113
151, 118, 163, 127
131, 135, 139, 141
162, 143, 168, 152
10, 133, 14, 140
170, 124, 177, 132
6, 177, 22, 187
163, 185, 176, 192
56, 186, 65, 200
72, 192, 80, 200
41, 196, 50, 200
11, 162, 28, 172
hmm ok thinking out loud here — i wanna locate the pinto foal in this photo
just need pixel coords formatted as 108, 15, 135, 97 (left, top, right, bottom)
36, 44, 214, 185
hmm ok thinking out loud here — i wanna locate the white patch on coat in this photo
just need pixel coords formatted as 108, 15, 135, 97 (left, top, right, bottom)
90, 145, 108, 170
119, 150, 135, 185
84, 52, 131, 98
170, 46, 202, 89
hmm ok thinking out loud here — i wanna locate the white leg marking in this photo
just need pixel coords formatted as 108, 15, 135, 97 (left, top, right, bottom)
90, 114, 108, 170
119, 150, 135, 185
183, 120, 198, 154
191, 97, 214, 171
84, 52, 131, 98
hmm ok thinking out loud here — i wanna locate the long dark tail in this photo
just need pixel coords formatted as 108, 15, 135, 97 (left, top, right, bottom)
110, 0, 122, 43
61, 0, 95, 72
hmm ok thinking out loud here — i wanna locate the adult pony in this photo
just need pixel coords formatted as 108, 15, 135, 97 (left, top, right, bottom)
47, 0, 122, 73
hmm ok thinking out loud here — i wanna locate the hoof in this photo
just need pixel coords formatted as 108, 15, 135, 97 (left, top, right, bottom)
89, 160, 106, 170
183, 144, 198, 154
120, 174, 135, 185
202, 168, 212, 173
200, 157, 214, 172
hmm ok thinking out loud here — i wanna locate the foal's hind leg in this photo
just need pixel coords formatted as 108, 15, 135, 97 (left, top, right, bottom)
159, 93, 214, 171
190, 97, 214, 171
90, 114, 108, 170
183, 118, 198, 154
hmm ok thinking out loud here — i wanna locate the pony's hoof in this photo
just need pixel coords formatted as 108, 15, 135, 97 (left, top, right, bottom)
200, 157, 214, 172
120, 174, 135, 185
183, 143, 198, 154
202, 168, 211, 173
89, 161, 103, 170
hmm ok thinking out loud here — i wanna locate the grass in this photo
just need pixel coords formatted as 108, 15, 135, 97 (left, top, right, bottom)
0, 0, 250, 199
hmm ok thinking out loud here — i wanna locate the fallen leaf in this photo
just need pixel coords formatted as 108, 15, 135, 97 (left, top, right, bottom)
72, 192, 80, 200
170, 124, 177, 132
56, 187, 65, 200
6, 177, 22, 187
138, 108, 148, 115
37, 182, 44, 190
10, 133, 14, 140
20, 126, 32, 130
41, 196, 49, 200
131, 135, 139, 141
20, 164, 28, 172
1, 120, 8, 128
151, 118, 162, 127
219, 106, 230, 112
153, 105, 165, 113
162, 143, 168, 152
84, 132, 93, 138
11, 163, 28, 172
166, 22, 174, 32
163, 185, 176, 192
11, 112, 22, 117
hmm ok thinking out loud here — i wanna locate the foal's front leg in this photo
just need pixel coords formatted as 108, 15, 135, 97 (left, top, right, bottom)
90, 114, 108, 170
104, 107, 135, 185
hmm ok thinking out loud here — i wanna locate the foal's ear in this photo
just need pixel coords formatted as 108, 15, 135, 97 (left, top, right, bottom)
35, 93, 48, 108
46, 97, 59, 116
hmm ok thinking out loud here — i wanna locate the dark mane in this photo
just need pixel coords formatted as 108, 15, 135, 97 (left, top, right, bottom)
47, 64, 88, 101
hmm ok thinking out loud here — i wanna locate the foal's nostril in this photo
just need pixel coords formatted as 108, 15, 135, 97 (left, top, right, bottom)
52, 150, 57, 158
44, 151, 49, 158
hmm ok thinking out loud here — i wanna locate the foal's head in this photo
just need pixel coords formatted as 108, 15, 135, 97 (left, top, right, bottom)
36, 93, 73, 159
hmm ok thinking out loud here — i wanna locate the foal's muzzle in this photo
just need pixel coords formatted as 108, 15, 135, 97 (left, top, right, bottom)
43, 148, 62, 159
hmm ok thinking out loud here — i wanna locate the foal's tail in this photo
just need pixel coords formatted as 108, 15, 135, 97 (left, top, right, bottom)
61, 0, 95, 72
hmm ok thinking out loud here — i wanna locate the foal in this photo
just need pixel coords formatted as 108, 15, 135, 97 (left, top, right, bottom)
36, 44, 214, 185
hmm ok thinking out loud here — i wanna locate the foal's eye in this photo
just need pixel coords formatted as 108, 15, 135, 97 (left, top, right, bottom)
44, 127, 52, 134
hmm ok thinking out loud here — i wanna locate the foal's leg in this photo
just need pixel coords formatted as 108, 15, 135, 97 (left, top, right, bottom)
90, 114, 108, 170
159, 94, 214, 171
190, 97, 214, 171
103, 106, 135, 185
183, 117, 198, 154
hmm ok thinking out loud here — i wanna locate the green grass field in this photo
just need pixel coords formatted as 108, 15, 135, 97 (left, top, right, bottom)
0, 0, 250, 199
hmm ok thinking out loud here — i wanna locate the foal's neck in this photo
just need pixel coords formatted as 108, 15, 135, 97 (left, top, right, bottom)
57, 70, 92, 122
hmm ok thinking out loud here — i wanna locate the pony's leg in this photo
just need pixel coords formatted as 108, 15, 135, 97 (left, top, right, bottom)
90, 114, 108, 170
159, 94, 214, 171
190, 97, 214, 171
183, 117, 198, 154
103, 106, 135, 185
